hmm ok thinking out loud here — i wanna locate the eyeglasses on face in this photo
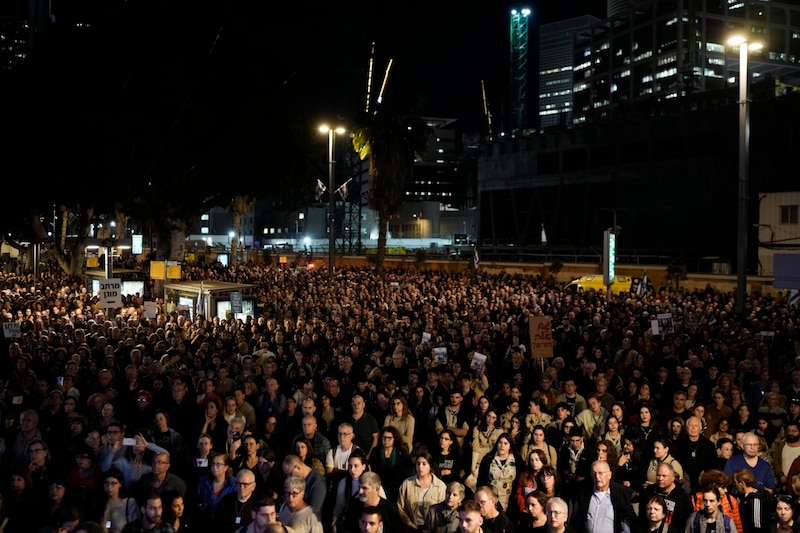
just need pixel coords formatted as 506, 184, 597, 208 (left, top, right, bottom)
236, 481, 255, 487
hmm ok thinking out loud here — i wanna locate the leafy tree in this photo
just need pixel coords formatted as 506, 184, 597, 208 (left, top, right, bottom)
351, 111, 431, 274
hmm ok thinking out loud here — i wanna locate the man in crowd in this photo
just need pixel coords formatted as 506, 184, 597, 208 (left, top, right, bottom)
474, 486, 514, 533
347, 394, 380, 457
724, 431, 775, 494
121, 492, 175, 533
574, 394, 608, 445
457, 500, 486, 533
436, 390, 472, 447
325, 422, 360, 483
359, 506, 384, 533
571, 460, 635, 533
295, 414, 332, 463
544, 497, 573, 533
215, 469, 259, 533
237, 495, 284, 533
345, 471, 403, 533
674, 416, 717, 494
134, 452, 187, 502
637, 463, 692, 530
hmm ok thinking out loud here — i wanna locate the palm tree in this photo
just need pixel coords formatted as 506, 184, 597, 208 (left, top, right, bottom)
351, 111, 431, 275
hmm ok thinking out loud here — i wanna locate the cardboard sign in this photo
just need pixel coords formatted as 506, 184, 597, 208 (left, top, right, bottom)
529, 316, 554, 358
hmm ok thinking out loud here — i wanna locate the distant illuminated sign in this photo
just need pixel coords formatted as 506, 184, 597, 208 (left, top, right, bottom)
603, 230, 616, 286
132, 234, 143, 255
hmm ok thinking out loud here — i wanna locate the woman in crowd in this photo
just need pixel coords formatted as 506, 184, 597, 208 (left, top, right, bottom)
194, 451, 236, 521
538, 465, 561, 500
709, 417, 733, 445
527, 425, 558, 468
623, 380, 640, 418
422, 481, 465, 533
610, 402, 631, 431
666, 417, 686, 449
595, 439, 620, 478
514, 449, 547, 514
645, 438, 684, 489
616, 435, 646, 489
507, 415, 529, 457
431, 428, 463, 487
731, 402, 756, 433
222, 396, 238, 424
476, 432, 522, 513
692, 469, 743, 533
369, 425, 410, 501
520, 491, 548, 532
291, 436, 326, 479
642, 494, 678, 533
469, 409, 503, 486
161, 490, 191, 533
93, 467, 139, 533
728, 386, 746, 413
410, 385, 434, 445
397, 452, 447, 531
317, 392, 339, 442
715, 437, 735, 470
150, 409, 185, 464
384, 394, 415, 453
3, 467, 36, 533
63, 396, 81, 420
255, 447, 283, 501
333, 450, 383, 530
774, 494, 799, 533
26, 438, 59, 499
198, 397, 227, 451
231, 434, 262, 475
628, 401, 662, 463
473, 396, 493, 427
601, 414, 624, 455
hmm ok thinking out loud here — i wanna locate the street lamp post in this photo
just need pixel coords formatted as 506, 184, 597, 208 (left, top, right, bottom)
729, 36, 762, 316
319, 125, 346, 275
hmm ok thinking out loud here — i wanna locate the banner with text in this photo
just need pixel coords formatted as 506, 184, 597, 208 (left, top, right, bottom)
99, 278, 123, 308
529, 316, 554, 358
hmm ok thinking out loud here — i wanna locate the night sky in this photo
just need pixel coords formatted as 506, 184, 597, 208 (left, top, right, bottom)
270, 1, 609, 128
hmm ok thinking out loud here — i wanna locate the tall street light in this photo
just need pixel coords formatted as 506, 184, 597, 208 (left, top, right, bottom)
319, 125, 346, 275
728, 35, 762, 316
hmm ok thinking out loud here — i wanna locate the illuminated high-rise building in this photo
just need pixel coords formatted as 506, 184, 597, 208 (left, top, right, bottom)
569, 0, 800, 125
539, 16, 601, 129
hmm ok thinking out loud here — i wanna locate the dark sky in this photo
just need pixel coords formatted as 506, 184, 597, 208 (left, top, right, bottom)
290, 1, 609, 128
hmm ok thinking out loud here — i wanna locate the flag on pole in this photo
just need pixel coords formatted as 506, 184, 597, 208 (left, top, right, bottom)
315, 179, 327, 201
337, 178, 352, 201
790, 289, 800, 309
474, 247, 480, 270
196, 281, 206, 319
636, 271, 648, 299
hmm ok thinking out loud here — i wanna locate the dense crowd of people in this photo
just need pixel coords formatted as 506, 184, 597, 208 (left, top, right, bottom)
0, 260, 799, 533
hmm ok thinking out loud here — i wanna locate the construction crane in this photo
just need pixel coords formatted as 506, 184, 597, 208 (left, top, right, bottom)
481, 79, 494, 141
509, 8, 531, 137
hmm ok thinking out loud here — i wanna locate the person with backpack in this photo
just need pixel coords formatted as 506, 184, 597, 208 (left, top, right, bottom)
685, 486, 738, 533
